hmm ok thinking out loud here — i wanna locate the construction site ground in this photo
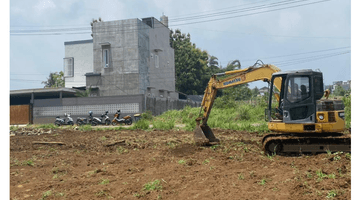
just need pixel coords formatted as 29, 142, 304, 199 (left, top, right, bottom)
10, 128, 351, 199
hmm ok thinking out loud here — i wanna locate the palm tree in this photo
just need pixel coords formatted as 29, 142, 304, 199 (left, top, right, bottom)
208, 56, 219, 67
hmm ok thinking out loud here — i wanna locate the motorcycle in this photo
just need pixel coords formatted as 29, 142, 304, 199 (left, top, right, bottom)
54, 113, 74, 126
91, 111, 111, 126
111, 113, 132, 125
76, 117, 88, 126
134, 113, 142, 122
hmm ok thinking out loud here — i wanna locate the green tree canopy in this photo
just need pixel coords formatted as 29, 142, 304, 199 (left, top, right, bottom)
42, 71, 65, 88
333, 85, 346, 96
170, 29, 210, 95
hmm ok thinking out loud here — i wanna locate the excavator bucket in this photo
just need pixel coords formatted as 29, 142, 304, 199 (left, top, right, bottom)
194, 124, 220, 146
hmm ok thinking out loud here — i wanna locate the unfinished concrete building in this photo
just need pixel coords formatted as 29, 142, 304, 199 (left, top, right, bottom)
75, 15, 177, 99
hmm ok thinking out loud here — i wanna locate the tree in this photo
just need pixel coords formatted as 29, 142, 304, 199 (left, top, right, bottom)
252, 87, 259, 97
170, 29, 210, 95
75, 88, 92, 97
333, 85, 346, 96
208, 56, 219, 67
42, 71, 65, 88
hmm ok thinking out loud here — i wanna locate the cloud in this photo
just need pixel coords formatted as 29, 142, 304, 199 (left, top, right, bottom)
33, 0, 56, 13
277, 11, 302, 34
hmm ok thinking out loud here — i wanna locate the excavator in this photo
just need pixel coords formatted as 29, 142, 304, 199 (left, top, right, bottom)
194, 61, 351, 154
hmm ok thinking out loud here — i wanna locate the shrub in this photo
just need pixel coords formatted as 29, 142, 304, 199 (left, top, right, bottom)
78, 125, 92, 131
141, 110, 153, 121
132, 119, 150, 130
153, 119, 175, 130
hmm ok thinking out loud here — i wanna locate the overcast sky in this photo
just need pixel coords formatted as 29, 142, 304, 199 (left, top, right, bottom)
9, 0, 351, 91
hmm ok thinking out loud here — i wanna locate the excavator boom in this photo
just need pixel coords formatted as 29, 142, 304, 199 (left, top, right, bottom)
194, 64, 281, 145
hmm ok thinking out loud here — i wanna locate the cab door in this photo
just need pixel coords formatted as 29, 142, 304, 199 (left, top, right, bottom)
282, 75, 315, 123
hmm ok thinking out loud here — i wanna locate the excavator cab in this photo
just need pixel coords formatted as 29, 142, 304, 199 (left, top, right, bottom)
267, 70, 324, 124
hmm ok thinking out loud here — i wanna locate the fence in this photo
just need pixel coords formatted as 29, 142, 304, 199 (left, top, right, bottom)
145, 97, 201, 116
10, 104, 32, 125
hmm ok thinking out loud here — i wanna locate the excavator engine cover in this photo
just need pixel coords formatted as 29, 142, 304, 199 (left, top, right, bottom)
194, 124, 220, 145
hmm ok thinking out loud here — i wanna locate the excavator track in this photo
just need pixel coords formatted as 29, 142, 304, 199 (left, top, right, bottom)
262, 132, 351, 155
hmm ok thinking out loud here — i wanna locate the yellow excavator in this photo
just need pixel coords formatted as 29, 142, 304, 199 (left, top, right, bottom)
194, 61, 350, 154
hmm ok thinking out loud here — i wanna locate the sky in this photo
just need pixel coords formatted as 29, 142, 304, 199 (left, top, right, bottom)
9, 0, 351, 90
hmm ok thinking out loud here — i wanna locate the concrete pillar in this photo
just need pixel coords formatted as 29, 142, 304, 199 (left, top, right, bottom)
30, 93, 34, 104
60, 91, 63, 99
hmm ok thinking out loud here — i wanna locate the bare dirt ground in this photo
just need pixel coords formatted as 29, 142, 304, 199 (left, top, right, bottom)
10, 128, 351, 200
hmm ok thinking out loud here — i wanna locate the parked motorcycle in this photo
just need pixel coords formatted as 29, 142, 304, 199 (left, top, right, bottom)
91, 111, 111, 126
134, 113, 142, 122
76, 117, 88, 126
54, 113, 74, 126
111, 113, 132, 125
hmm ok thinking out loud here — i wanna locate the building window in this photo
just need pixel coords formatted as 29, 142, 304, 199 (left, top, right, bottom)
63, 57, 74, 77
103, 49, 109, 68
155, 55, 159, 68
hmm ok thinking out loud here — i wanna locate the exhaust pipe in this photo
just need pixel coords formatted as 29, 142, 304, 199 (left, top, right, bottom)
194, 124, 220, 145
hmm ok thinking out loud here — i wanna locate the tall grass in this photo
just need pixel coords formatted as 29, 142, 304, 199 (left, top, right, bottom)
343, 95, 351, 128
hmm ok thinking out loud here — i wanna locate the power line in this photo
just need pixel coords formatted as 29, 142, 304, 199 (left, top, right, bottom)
173, 0, 332, 26
10, 0, 336, 37
171, 0, 310, 22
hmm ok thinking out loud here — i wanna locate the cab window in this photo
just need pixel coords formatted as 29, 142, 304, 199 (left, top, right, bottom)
286, 76, 310, 103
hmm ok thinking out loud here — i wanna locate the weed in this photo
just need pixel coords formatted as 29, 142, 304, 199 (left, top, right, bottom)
123, 182, 128, 185
326, 149, 332, 156
23, 159, 34, 166
210, 166, 215, 170
55, 192, 65, 197
10, 126, 19, 131
316, 170, 328, 181
78, 125, 92, 131
117, 146, 128, 154
41, 190, 52, 200
243, 147, 249, 153
238, 173, 245, 180
258, 179, 266, 186
99, 178, 110, 185
100, 136, 107, 141
157, 195, 162, 199
306, 172, 312, 178
266, 153, 276, 160
52, 174, 58, 179
178, 160, 186, 165
326, 190, 338, 198
202, 159, 210, 165
96, 190, 107, 197
328, 174, 336, 179
37, 124, 58, 129
153, 119, 175, 130
333, 155, 341, 161
133, 193, 142, 197
132, 119, 150, 130
249, 171, 255, 178
143, 179, 162, 191
345, 153, 351, 160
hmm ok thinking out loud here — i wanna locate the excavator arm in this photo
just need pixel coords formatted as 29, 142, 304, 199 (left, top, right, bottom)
194, 64, 281, 145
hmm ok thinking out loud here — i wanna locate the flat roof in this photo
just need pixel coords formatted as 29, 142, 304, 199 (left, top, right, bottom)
10, 87, 78, 96
64, 39, 93, 45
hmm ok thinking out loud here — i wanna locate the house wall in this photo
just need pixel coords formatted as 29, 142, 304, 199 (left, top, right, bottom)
91, 19, 141, 96
147, 19, 177, 99
64, 40, 93, 88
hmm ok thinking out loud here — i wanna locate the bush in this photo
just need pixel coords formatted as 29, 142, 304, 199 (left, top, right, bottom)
132, 119, 150, 130
141, 110, 153, 121
343, 94, 351, 128
153, 119, 175, 130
